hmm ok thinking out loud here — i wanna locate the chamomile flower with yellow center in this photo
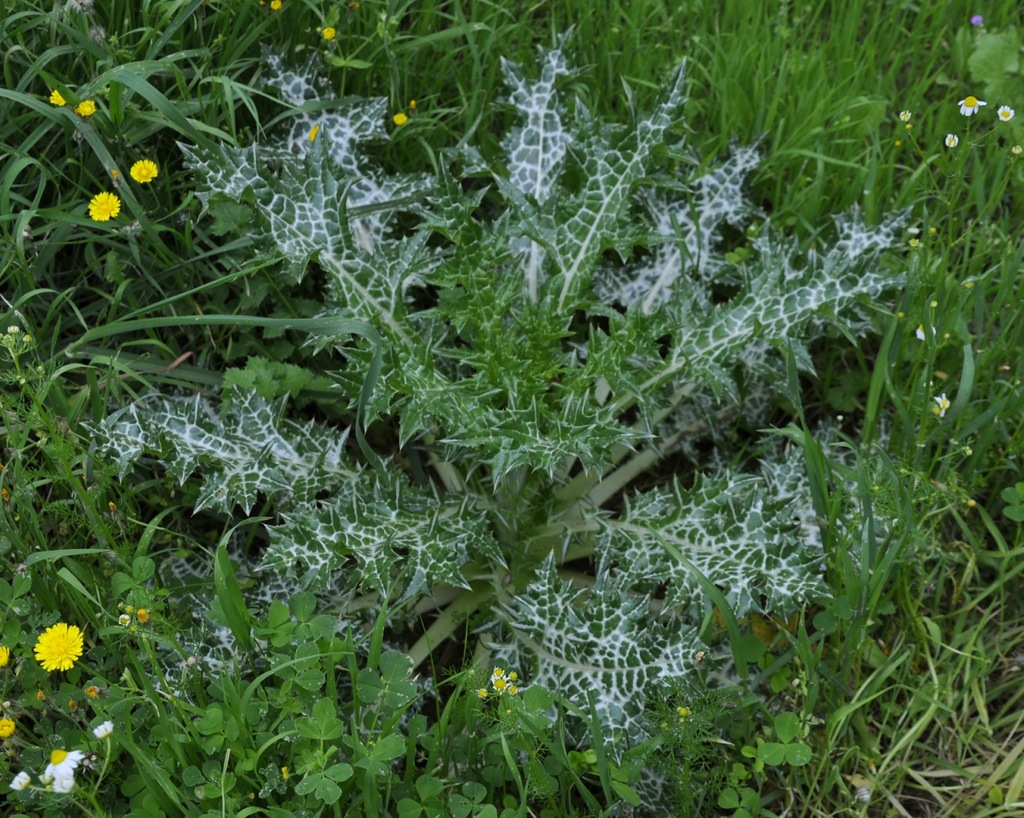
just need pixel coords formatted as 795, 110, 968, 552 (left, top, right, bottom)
43, 749, 84, 789
945, 134, 959, 148
899, 110, 911, 122
933, 393, 950, 418
958, 95, 986, 116
93, 720, 114, 739
997, 105, 1015, 122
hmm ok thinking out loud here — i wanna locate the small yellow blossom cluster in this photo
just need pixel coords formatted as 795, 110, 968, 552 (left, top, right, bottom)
393, 99, 416, 127
659, 704, 696, 730
118, 604, 150, 630
87, 159, 159, 223
48, 89, 98, 118
476, 666, 519, 699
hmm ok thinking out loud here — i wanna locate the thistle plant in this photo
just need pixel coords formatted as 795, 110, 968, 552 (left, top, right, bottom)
90, 37, 906, 756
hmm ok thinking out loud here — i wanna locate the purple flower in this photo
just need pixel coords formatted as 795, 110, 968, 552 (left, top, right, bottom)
970, 15, 983, 25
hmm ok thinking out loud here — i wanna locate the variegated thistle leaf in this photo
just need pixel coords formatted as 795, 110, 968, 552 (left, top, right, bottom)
596, 468, 830, 619
495, 555, 704, 748
90, 390, 357, 514
263, 487, 504, 597
493, 59, 687, 311
614, 206, 908, 404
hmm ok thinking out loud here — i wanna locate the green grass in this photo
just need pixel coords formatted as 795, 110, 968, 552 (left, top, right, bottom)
2, 0, 1024, 815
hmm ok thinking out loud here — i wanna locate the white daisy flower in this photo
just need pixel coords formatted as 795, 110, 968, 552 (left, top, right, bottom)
93, 720, 114, 739
997, 105, 1015, 122
43, 749, 84, 784
958, 96, 986, 116
10, 771, 31, 791
1013, 145, 1023, 155
916, 325, 927, 341
945, 134, 959, 148
933, 393, 950, 418
899, 110, 912, 122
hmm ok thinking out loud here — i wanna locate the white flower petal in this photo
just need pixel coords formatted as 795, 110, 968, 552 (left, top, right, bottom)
10, 771, 31, 791
51, 773, 75, 794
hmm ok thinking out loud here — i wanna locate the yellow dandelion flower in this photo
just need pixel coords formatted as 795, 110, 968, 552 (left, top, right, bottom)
322, 26, 335, 40
0, 718, 14, 738
393, 112, 408, 126
73, 99, 97, 117
0, 646, 9, 668
136, 608, 150, 624
85, 685, 101, 699
33, 622, 85, 672
476, 688, 488, 699
129, 159, 158, 184
88, 191, 121, 222
49, 89, 67, 106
